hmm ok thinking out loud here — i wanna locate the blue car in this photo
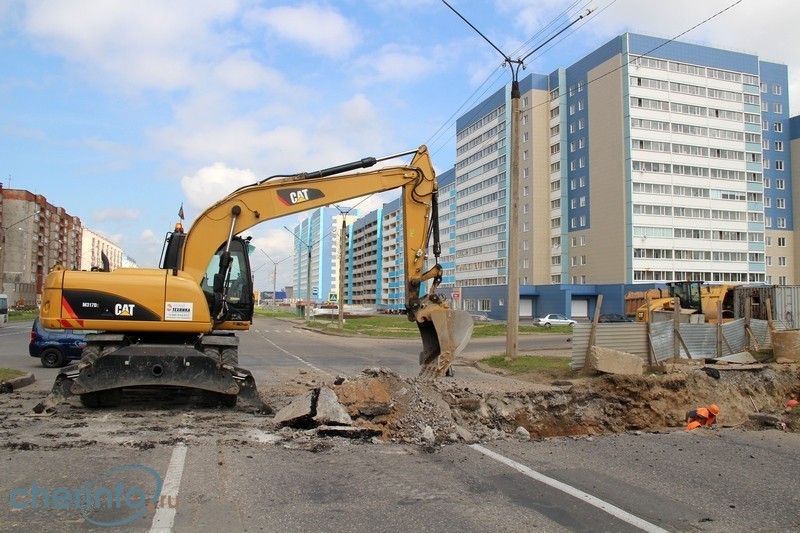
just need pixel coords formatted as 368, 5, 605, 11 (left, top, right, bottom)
29, 318, 88, 368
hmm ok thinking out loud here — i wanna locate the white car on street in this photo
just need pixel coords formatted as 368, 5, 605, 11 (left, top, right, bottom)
535, 314, 577, 327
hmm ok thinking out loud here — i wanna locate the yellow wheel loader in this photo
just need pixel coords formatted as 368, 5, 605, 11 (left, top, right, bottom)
33, 146, 473, 414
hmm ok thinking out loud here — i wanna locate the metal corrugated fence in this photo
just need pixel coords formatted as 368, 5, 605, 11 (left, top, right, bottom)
571, 323, 648, 370
573, 318, 765, 369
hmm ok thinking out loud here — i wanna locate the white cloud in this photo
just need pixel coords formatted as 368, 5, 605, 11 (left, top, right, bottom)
23, 0, 240, 90
248, 4, 361, 58
180, 162, 258, 211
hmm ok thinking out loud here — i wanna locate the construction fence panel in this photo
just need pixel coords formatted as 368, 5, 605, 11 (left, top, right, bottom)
720, 318, 747, 354
650, 321, 674, 363
571, 323, 649, 370
678, 324, 717, 359
749, 319, 772, 348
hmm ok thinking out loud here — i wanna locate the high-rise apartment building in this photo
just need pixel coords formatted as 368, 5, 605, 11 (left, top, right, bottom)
451, 32, 795, 319
291, 207, 357, 305
291, 33, 798, 320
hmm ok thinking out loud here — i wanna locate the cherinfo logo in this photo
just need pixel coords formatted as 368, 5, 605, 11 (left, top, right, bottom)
8, 465, 176, 527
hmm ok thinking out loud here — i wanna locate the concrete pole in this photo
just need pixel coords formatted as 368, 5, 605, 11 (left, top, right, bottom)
338, 217, 346, 329
505, 80, 521, 360
306, 247, 312, 321
272, 263, 277, 306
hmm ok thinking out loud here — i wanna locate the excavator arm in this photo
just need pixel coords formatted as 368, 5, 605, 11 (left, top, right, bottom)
179, 145, 472, 377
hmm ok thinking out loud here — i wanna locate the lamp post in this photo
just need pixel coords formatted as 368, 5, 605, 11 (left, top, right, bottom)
285, 226, 315, 321
0, 210, 41, 295
261, 250, 290, 307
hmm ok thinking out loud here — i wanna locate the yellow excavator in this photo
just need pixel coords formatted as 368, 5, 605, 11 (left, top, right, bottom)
33, 146, 473, 414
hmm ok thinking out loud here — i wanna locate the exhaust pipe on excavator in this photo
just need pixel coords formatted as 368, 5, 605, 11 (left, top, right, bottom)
418, 308, 474, 379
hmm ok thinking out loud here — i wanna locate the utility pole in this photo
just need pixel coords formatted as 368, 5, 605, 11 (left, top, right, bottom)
442, 1, 591, 359
338, 215, 347, 329
285, 224, 335, 322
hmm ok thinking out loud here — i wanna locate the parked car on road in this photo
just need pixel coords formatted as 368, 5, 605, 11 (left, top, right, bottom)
534, 314, 577, 327
598, 313, 632, 323
28, 317, 88, 368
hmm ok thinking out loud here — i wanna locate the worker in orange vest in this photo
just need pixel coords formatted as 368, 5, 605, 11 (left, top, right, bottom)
685, 404, 719, 430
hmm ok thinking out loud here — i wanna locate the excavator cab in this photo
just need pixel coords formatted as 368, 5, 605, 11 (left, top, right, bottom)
201, 237, 254, 323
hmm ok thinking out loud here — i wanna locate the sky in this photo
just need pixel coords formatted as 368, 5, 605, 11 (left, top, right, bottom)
2, 0, 799, 292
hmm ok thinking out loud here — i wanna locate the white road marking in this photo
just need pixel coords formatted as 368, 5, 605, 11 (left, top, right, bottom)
470, 444, 668, 533
257, 333, 330, 375
149, 444, 188, 532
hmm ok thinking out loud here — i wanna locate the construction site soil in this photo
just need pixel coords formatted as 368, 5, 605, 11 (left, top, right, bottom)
2, 362, 799, 451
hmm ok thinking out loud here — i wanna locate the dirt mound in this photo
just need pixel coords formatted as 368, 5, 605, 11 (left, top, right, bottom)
275, 364, 800, 445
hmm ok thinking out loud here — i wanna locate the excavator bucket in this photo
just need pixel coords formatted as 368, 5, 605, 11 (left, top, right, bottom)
418, 309, 474, 379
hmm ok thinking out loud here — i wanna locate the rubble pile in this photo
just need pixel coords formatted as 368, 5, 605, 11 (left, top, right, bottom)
271, 364, 800, 445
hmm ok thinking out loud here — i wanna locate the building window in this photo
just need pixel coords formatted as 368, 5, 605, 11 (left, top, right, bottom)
766, 256, 772, 266
523, 222, 530, 232
779, 257, 787, 266
523, 114, 529, 125
523, 96, 529, 107
773, 84, 782, 95
776, 179, 785, 189
523, 203, 529, 214
775, 141, 784, 151
776, 160, 784, 171
777, 198, 786, 209
778, 237, 786, 247
579, 176, 586, 187
779, 276, 787, 285
523, 167, 530, 178
550, 124, 560, 136
523, 185, 529, 196
762, 120, 768, 131
760, 82, 767, 92
774, 103, 783, 114
578, 119, 585, 130
579, 215, 586, 227
580, 255, 586, 265
523, 132, 529, 143
777, 217, 786, 229
763, 139, 770, 150
580, 235, 586, 246
775, 122, 783, 133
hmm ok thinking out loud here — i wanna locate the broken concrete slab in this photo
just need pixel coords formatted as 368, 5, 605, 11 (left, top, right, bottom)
316, 425, 382, 439
588, 346, 644, 375
713, 352, 758, 364
313, 386, 353, 426
273, 390, 315, 426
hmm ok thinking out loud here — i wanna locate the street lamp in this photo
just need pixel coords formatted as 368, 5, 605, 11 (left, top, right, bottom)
285, 226, 315, 321
261, 250, 291, 307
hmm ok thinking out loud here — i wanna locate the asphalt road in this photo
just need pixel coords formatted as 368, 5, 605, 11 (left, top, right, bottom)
1, 318, 799, 532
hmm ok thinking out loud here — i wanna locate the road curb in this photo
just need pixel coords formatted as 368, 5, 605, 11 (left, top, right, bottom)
3, 372, 35, 391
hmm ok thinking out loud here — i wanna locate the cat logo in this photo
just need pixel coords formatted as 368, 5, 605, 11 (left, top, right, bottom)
277, 187, 325, 207
114, 303, 136, 317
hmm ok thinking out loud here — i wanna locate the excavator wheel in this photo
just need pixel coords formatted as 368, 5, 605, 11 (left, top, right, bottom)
201, 391, 238, 408
80, 388, 122, 408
